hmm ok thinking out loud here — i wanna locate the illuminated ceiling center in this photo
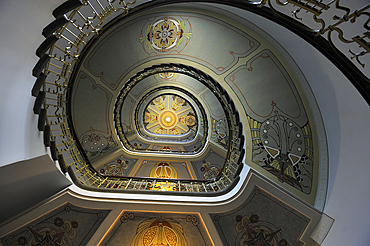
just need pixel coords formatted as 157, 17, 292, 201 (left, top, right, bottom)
143, 94, 197, 136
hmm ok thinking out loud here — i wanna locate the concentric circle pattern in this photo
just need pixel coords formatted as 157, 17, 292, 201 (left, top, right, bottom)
31, 2, 325, 202
159, 111, 177, 128
142, 94, 197, 135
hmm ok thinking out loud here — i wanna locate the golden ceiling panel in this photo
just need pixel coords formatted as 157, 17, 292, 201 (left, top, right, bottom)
144, 95, 197, 136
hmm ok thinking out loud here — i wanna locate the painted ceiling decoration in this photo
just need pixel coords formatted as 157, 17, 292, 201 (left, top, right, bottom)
117, 85, 206, 150
30, 0, 329, 207
0, 203, 111, 246
111, 65, 237, 184
139, 17, 193, 53
143, 94, 197, 136
249, 114, 314, 194
150, 162, 178, 179
67, 63, 244, 192
130, 217, 188, 246
99, 211, 213, 245
211, 186, 311, 246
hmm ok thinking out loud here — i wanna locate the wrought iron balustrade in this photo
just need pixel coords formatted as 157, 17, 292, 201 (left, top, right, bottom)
32, 0, 246, 195
32, 0, 369, 194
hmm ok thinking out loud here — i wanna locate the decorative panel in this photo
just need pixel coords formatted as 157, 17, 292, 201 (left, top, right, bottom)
225, 49, 317, 196
96, 155, 138, 177
192, 149, 226, 180
210, 186, 311, 245
84, 11, 260, 89
134, 160, 192, 180
71, 72, 114, 138
0, 203, 110, 246
100, 212, 212, 246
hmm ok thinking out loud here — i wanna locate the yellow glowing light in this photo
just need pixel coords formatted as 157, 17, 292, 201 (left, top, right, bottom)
159, 111, 177, 128
144, 95, 196, 136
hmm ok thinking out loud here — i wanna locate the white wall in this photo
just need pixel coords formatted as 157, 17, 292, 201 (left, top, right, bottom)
0, 0, 64, 167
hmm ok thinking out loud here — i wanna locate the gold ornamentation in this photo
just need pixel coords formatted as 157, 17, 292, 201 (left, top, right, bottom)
160, 146, 173, 151
185, 115, 196, 127
150, 162, 177, 179
154, 127, 165, 134
144, 95, 196, 135
145, 112, 158, 124
179, 115, 187, 125
158, 72, 176, 79
153, 96, 164, 105
164, 227, 178, 246
144, 112, 150, 123
139, 17, 192, 52
171, 100, 182, 111
170, 128, 181, 135
130, 218, 187, 246
175, 96, 185, 106
152, 18, 179, 51
258, 0, 370, 67
153, 96, 166, 111
142, 227, 157, 246
160, 111, 177, 128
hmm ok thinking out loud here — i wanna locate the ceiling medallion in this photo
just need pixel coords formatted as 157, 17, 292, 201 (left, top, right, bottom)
139, 17, 192, 52
159, 111, 177, 128
158, 72, 176, 80
143, 94, 197, 136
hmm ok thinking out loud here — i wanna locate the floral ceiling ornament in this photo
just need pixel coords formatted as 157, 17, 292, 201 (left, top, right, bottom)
23, 217, 78, 246
144, 95, 197, 135
139, 17, 192, 52
201, 161, 221, 180
130, 218, 188, 246
158, 72, 176, 80
235, 213, 289, 246
249, 112, 313, 194
150, 162, 178, 179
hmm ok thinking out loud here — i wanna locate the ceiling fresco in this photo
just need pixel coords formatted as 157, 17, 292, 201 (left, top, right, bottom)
94, 211, 213, 246
142, 94, 197, 136
66, 5, 326, 204
83, 12, 260, 90
0, 203, 111, 246
211, 186, 311, 246
122, 88, 205, 147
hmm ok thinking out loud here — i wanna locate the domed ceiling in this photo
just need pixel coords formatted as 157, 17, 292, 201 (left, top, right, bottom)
36, 3, 326, 205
